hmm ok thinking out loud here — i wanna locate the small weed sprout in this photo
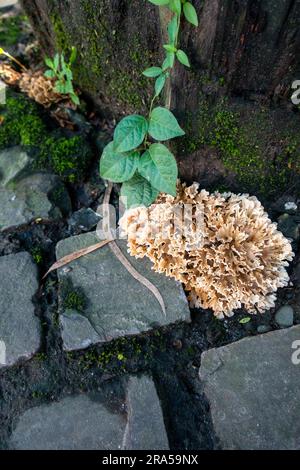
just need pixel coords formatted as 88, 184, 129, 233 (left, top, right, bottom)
44, 47, 79, 106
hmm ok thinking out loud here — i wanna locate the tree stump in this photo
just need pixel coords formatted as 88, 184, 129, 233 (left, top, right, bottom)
21, 0, 300, 199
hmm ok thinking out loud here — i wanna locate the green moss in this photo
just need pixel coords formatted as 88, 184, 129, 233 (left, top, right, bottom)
0, 93, 46, 149
31, 247, 43, 265
50, 12, 71, 54
179, 95, 300, 198
49, 3, 153, 112
63, 291, 86, 312
0, 91, 92, 183
107, 70, 148, 109
19, 115, 47, 146
61, 279, 87, 312
0, 14, 28, 47
39, 135, 93, 183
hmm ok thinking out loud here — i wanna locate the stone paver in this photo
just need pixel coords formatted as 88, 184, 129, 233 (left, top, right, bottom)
9, 394, 127, 450
0, 173, 71, 231
275, 305, 294, 328
199, 325, 300, 450
0, 252, 40, 368
0, 147, 32, 187
60, 310, 102, 351
9, 375, 169, 450
56, 233, 190, 350
124, 376, 169, 450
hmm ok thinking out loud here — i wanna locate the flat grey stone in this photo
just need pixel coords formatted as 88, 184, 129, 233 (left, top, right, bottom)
60, 310, 102, 351
277, 213, 300, 241
199, 326, 300, 450
56, 233, 190, 350
0, 252, 40, 368
257, 325, 272, 334
275, 305, 294, 328
0, 147, 32, 187
124, 376, 169, 450
68, 208, 101, 233
0, 173, 71, 232
9, 394, 127, 450
9, 375, 168, 450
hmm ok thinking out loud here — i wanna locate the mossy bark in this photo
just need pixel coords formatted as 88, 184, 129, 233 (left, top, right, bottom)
20, 0, 162, 116
20, 0, 300, 199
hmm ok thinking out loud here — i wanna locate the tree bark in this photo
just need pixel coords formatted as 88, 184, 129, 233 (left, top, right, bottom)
20, 0, 300, 200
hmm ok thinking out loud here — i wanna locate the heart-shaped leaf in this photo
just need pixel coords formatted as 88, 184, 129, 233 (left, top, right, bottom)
121, 174, 159, 209
138, 143, 178, 195
148, 107, 185, 141
100, 142, 139, 182
114, 115, 148, 153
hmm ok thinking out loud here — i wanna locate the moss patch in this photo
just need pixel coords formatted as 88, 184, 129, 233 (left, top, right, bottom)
0, 93, 46, 148
0, 91, 93, 183
0, 13, 28, 47
48, 1, 156, 114
178, 95, 300, 199
61, 279, 87, 313
38, 135, 93, 183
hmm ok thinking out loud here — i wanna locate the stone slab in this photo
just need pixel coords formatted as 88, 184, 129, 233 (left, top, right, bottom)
56, 233, 190, 350
199, 326, 300, 450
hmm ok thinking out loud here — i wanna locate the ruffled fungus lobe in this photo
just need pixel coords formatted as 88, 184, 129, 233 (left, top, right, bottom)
120, 182, 294, 318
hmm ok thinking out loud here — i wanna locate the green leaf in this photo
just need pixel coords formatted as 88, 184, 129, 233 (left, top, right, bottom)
121, 174, 159, 209
61, 53, 66, 71
183, 2, 199, 27
44, 70, 55, 79
44, 57, 54, 69
53, 53, 60, 71
0, 47, 5, 55
142, 66, 162, 78
163, 44, 177, 53
65, 68, 73, 80
64, 80, 74, 94
155, 74, 166, 97
100, 142, 139, 183
149, 107, 185, 141
176, 49, 190, 67
148, 0, 169, 4
69, 46, 77, 65
162, 52, 175, 70
70, 93, 80, 106
239, 317, 251, 324
168, 15, 178, 44
54, 82, 66, 94
114, 115, 148, 153
169, 0, 181, 15
138, 143, 178, 195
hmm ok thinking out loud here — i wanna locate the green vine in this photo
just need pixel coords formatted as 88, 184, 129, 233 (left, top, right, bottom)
99, 0, 199, 208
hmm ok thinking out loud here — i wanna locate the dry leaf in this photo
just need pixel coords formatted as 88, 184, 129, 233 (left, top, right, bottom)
43, 239, 112, 279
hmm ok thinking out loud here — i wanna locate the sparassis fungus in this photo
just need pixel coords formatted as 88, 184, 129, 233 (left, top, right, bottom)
120, 182, 294, 318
